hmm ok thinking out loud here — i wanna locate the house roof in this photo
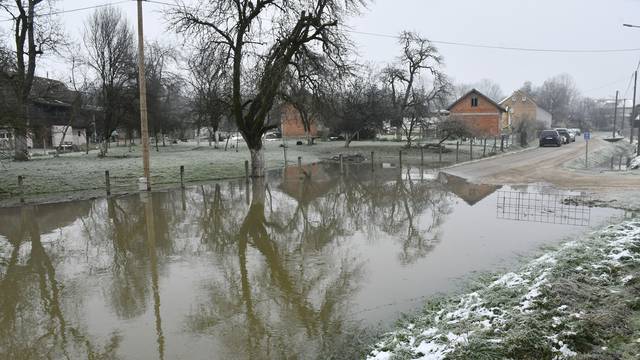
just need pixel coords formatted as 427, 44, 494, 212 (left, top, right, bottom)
500, 90, 552, 117
447, 88, 507, 112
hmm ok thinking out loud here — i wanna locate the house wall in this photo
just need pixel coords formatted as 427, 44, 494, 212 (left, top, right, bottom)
51, 125, 86, 147
500, 91, 552, 129
449, 93, 502, 137
281, 104, 318, 138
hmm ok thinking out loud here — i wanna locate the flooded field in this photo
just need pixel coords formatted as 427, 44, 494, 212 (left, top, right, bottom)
0, 163, 623, 359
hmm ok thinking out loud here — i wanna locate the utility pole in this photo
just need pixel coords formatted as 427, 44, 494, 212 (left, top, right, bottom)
136, 0, 151, 191
622, 98, 627, 134
613, 90, 619, 139
632, 71, 637, 144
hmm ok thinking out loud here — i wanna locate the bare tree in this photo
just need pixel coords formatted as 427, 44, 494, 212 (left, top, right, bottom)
1, 0, 63, 160
455, 78, 504, 102
186, 44, 230, 149
382, 31, 443, 141
168, 0, 366, 177
83, 6, 136, 156
400, 74, 450, 147
534, 73, 578, 125
318, 70, 389, 148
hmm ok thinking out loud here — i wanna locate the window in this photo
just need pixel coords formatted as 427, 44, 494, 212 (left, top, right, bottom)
471, 96, 478, 107
522, 96, 527, 102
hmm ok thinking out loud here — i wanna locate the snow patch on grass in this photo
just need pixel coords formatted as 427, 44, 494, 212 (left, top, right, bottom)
367, 220, 640, 359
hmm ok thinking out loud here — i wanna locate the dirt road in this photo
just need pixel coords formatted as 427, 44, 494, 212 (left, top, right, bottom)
444, 135, 640, 209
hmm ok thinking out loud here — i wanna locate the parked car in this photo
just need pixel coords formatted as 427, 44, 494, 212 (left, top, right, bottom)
554, 128, 571, 144
539, 129, 562, 147
566, 129, 576, 142
570, 128, 581, 136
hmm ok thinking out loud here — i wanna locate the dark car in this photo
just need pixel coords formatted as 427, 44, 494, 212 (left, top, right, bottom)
539, 130, 562, 147
554, 128, 571, 144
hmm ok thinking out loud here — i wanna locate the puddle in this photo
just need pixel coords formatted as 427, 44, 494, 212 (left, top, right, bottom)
0, 163, 623, 359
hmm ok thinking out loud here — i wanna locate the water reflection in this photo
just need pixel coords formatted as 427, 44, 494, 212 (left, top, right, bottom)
0, 163, 621, 359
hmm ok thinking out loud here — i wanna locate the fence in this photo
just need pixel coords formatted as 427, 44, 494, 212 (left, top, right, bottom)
496, 190, 591, 226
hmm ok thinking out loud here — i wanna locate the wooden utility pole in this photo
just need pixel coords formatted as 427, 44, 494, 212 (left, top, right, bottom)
632, 71, 637, 144
137, 0, 151, 191
622, 98, 627, 133
613, 90, 619, 139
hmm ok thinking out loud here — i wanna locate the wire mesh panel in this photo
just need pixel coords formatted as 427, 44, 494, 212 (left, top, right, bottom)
496, 190, 591, 226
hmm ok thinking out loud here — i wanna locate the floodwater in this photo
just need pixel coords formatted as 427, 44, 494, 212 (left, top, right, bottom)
0, 163, 623, 359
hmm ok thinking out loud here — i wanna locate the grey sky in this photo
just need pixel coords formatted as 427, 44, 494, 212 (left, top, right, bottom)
4, 0, 640, 100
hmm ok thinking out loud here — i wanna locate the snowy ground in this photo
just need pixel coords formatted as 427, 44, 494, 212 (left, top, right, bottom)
367, 220, 640, 359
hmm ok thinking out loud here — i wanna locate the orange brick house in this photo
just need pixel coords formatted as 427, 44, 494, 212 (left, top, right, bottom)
279, 103, 319, 138
447, 89, 508, 137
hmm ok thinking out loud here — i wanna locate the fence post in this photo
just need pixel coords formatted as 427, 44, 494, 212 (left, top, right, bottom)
244, 160, 249, 182
483, 139, 487, 157
339, 154, 344, 174
470, 139, 473, 160
610, 156, 614, 170
438, 144, 442, 165
105, 170, 111, 196
619, 155, 623, 170
420, 147, 424, 167
371, 151, 375, 172
399, 150, 402, 167
180, 165, 185, 188
456, 141, 459, 163
18, 175, 24, 203
298, 156, 302, 168
500, 135, 505, 152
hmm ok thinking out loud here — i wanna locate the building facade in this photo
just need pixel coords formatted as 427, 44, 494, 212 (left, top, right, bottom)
499, 90, 552, 129
447, 89, 508, 137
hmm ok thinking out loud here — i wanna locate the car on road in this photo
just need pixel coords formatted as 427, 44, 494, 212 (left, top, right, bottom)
554, 128, 571, 144
566, 129, 577, 142
539, 129, 562, 147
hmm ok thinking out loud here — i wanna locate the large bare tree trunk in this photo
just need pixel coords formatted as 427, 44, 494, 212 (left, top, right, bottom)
13, 128, 29, 161
214, 131, 219, 148
250, 147, 265, 178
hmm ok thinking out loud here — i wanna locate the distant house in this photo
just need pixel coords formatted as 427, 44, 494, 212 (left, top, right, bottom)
0, 76, 100, 150
447, 89, 508, 137
278, 103, 320, 138
499, 90, 552, 129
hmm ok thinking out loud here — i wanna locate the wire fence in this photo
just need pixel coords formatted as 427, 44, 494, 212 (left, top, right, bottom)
1, 136, 518, 204
496, 190, 592, 226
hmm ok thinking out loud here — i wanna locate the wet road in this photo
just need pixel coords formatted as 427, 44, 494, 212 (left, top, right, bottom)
445, 135, 640, 190
0, 164, 622, 359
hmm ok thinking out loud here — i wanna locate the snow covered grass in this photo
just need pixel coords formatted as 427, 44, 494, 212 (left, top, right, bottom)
0, 139, 500, 206
368, 220, 640, 359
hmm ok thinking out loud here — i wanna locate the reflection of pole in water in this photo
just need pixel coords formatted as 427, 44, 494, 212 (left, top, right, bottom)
143, 193, 165, 360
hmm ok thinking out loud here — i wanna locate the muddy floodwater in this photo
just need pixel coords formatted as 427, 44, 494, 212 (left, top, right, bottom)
0, 163, 623, 359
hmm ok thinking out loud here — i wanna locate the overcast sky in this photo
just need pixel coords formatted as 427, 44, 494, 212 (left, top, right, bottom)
4, 0, 640, 100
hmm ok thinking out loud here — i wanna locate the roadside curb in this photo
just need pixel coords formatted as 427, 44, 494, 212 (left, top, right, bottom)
440, 145, 538, 172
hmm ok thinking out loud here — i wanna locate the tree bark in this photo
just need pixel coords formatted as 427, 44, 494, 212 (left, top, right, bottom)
13, 128, 29, 161
250, 147, 265, 178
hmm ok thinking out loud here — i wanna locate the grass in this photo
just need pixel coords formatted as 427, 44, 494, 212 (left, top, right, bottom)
367, 220, 640, 360
0, 137, 515, 206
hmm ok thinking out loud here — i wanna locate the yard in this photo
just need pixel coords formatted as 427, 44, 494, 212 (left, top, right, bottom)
0, 137, 515, 207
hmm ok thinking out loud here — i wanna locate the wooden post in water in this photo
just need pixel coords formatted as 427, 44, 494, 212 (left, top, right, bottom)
469, 139, 473, 160
611, 157, 614, 170
420, 147, 424, 167
105, 171, 111, 196
339, 154, 344, 174
619, 155, 623, 170
244, 160, 249, 182
483, 139, 487, 157
18, 175, 24, 203
399, 150, 402, 167
180, 165, 185, 188
371, 151, 375, 171
438, 145, 442, 165
456, 141, 459, 163
298, 156, 302, 168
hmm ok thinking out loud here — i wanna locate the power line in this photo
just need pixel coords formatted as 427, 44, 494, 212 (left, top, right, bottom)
348, 29, 640, 54
0, 1, 130, 22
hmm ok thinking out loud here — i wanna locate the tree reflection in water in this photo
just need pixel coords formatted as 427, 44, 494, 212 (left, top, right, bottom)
0, 163, 456, 359
0, 206, 121, 359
